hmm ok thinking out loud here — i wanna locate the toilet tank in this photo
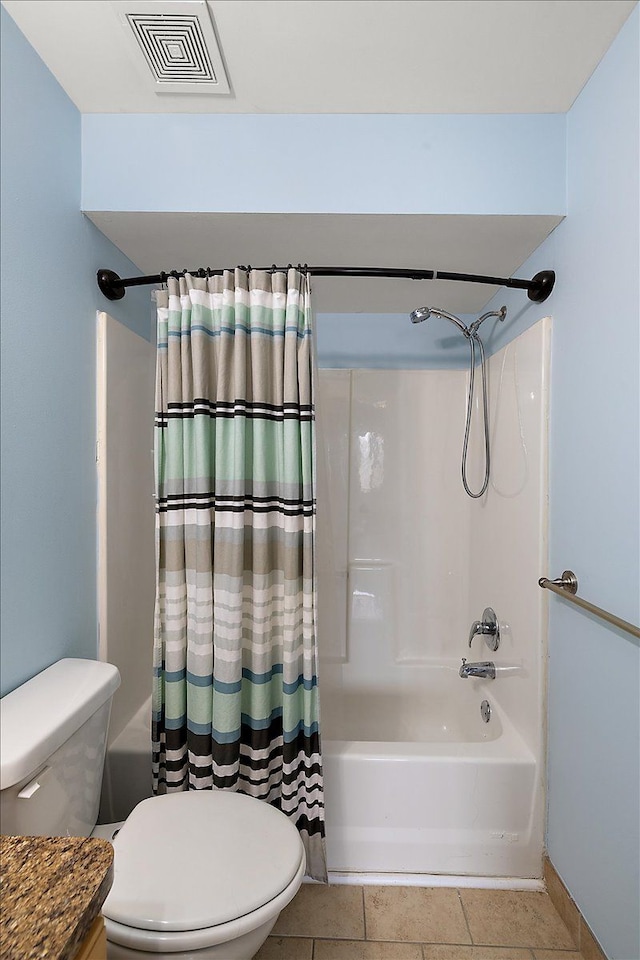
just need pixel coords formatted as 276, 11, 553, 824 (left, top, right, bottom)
0, 659, 120, 837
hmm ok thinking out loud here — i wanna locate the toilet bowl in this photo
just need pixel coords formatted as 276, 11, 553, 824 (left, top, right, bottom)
100, 791, 305, 959
0, 659, 305, 960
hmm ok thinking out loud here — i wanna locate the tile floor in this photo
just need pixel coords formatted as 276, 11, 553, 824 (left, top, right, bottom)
255, 884, 584, 959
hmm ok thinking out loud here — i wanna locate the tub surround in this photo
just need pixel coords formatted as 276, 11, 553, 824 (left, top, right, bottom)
0, 835, 113, 960
315, 318, 549, 879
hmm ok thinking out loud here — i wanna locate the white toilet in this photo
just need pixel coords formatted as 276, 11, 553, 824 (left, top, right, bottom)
0, 659, 305, 959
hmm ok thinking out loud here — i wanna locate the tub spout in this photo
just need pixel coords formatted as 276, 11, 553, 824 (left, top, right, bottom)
459, 658, 496, 680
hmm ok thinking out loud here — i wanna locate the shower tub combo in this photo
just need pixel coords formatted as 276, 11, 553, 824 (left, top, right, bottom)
99, 320, 549, 886
101, 667, 541, 883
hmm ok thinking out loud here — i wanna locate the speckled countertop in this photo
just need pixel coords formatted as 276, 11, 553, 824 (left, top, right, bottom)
0, 836, 114, 960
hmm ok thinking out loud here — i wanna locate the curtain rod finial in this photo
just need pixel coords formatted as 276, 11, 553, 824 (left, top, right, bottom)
97, 269, 125, 301
528, 270, 555, 303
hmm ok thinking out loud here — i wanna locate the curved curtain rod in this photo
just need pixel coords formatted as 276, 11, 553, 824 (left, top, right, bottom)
97, 266, 556, 304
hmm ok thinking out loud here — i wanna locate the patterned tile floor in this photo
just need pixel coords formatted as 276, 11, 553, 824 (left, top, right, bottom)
254, 884, 585, 959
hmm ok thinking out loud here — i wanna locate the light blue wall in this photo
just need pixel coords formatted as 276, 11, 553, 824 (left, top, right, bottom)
546, 11, 639, 959
0, 6, 149, 697
82, 112, 565, 216
485, 11, 639, 958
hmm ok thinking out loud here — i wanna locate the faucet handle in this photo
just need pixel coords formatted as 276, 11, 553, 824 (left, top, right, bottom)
468, 608, 500, 651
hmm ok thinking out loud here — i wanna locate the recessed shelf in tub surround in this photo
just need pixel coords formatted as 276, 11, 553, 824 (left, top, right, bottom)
0, 835, 114, 960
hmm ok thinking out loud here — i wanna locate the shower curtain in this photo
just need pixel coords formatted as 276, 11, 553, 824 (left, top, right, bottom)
151, 268, 326, 881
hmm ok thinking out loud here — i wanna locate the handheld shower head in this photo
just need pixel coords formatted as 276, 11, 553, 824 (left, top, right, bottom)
409, 303, 502, 499
409, 306, 469, 336
410, 307, 431, 324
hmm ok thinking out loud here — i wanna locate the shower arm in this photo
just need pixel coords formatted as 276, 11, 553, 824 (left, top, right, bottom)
96, 265, 555, 303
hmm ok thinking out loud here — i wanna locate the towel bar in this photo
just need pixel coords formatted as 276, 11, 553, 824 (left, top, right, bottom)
538, 570, 640, 640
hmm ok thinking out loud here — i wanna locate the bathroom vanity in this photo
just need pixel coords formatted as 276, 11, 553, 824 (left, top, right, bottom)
0, 835, 113, 960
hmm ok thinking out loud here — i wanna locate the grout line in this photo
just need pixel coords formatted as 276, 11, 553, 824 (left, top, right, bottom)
456, 887, 474, 945
311, 937, 315, 959
361, 883, 367, 940
320, 938, 440, 945
424, 940, 487, 948
472, 941, 582, 953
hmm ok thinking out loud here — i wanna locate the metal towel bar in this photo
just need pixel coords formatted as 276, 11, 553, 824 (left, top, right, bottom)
538, 570, 640, 640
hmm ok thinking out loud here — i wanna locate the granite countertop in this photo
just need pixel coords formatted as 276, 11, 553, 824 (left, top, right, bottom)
0, 835, 114, 960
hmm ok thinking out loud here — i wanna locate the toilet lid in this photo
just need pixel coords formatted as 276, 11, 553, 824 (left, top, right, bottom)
102, 791, 305, 932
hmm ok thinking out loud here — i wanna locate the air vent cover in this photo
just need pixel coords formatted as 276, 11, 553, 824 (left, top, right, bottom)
113, 1, 230, 95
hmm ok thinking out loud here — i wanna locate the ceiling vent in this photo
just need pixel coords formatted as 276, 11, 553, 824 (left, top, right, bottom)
113, 1, 230, 95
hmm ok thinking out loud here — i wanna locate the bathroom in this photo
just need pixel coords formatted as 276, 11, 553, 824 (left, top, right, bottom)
0, 3, 638, 960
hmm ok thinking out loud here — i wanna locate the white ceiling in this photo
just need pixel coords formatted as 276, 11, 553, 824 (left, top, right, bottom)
3, 0, 637, 114
87, 212, 563, 312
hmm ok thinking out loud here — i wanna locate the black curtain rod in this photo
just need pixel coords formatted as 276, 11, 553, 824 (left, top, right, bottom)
97, 266, 555, 304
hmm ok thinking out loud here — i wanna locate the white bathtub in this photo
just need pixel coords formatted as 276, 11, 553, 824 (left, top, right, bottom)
100, 669, 543, 883
320, 665, 542, 881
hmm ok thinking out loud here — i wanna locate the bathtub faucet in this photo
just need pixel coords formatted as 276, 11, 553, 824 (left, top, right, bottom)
459, 658, 496, 680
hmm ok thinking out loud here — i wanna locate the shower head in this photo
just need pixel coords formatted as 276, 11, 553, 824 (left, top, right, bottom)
409, 306, 470, 336
410, 302, 502, 498
410, 307, 432, 324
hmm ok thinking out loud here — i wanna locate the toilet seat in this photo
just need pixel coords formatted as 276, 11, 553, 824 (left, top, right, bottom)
102, 791, 305, 950
103, 856, 305, 953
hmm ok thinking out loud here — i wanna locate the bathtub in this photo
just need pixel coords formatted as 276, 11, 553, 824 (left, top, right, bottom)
320, 665, 542, 881
100, 667, 543, 883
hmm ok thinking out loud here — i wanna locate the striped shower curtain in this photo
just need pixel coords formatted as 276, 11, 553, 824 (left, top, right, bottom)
151, 268, 326, 881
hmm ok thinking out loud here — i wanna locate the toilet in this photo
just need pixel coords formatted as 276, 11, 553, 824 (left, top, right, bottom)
0, 659, 305, 959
